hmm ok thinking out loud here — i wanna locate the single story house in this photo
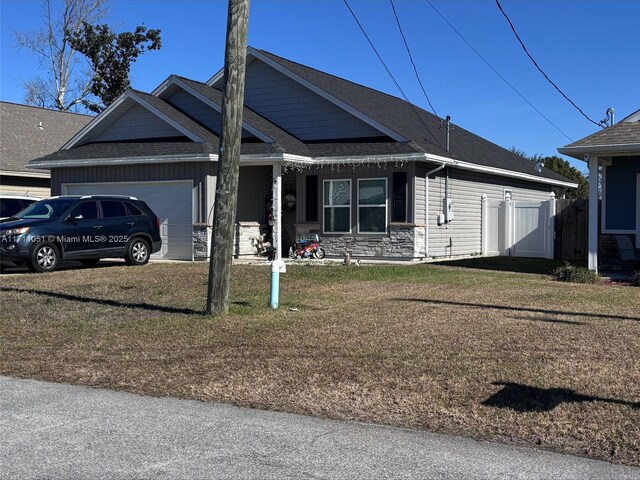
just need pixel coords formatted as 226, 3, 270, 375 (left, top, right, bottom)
0, 102, 92, 198
28, 47, 576, 261
558, 109, 640, 272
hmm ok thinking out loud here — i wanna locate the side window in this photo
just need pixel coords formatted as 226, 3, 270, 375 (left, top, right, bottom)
358, 178, 388, 233
124, 202, 143, 216
69, 201, 98, 220
0, 198, 23, 217
101, 201, 127, 218
323, 179, 351, 233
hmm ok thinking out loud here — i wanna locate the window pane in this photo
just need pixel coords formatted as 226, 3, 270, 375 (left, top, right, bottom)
101, 201, 126, 218
359, 206, 386, 233
324, 207, 350, 232
359, 179, 386, 205
70, 201, 98, 220
124, 202, 143, 216
324, 180, 350, 206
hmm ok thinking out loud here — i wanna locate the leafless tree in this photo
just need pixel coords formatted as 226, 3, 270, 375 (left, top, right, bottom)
15, 0, 107, 111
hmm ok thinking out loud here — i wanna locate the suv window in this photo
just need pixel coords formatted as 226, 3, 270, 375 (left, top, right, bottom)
0, 198, 24, 217
70, 201, 98, 220
101, 201, 127, 218
124, 201, 143, 216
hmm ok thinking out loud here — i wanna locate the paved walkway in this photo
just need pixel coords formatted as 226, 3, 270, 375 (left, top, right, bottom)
1, 376, 638, 480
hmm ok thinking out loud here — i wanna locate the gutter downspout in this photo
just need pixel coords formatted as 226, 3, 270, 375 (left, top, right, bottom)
423, 163, 446, 259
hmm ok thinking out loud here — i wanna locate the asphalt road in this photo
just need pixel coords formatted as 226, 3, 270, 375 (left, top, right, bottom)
2, 376, 638, 480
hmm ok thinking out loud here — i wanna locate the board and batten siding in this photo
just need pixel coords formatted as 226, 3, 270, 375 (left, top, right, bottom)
165, 87, 255, 139
603, 156, 640, 232
421, 166, 553, 258
241, 60, 384, 141
51, 162, 215, 223
295, 163, 415, 227
92, 103, 184, 142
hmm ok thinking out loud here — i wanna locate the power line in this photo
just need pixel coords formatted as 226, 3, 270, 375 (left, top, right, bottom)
342, 0, 445, 150
423, 0, 574, 142
495, 0, 605, 128
389, 0, 440, 119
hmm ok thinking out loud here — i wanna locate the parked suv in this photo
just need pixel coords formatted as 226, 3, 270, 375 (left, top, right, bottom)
0, 195, 162, 272
0, 194, 40, 220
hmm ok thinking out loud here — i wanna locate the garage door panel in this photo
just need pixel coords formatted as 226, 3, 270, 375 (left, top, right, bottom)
63, 181, 193, 260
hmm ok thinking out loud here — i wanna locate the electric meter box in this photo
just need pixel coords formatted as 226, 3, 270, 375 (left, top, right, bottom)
443, 198, 454, 222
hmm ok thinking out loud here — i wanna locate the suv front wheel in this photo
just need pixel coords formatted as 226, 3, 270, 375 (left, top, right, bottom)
125, 238, 150, 266
29, 242, 60, 273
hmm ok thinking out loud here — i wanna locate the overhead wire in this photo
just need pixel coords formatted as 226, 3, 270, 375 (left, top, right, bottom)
389, 0, 440, 120
495, 0, 606, 128
342, 0, 445, 151
423, 0, 574, 142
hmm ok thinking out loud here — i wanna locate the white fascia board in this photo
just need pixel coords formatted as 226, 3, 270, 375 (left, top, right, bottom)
557, 143, 640, 159
0, 169, 50, 178
27, 154, 218, 169
421, 152, 579, 188
62, 92, 131, 149
311, 153, 426, 165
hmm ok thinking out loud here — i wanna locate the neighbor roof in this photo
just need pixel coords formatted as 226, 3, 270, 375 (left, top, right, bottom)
0, 102, 92, 173
557, 118, 640, 159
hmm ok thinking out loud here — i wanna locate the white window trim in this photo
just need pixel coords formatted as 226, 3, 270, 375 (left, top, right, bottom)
323, 179, 351, 234
357, 178, 388, 235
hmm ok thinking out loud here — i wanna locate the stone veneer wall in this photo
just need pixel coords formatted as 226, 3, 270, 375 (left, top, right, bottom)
193, 222, 262, 260
295, 223, 424, 259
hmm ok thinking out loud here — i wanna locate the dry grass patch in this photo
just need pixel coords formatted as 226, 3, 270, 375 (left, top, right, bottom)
1, 261, 639, 465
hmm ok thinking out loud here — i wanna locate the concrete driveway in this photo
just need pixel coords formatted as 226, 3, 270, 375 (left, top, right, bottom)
1, 376, 638, 480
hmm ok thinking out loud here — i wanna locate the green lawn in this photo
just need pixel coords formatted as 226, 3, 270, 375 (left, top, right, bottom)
1, 260, 638, 465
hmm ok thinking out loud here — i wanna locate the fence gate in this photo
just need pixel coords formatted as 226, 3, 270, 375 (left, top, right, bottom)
482, 196, 555, 259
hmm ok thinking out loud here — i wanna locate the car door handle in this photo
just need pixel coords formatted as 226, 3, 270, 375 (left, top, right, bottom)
93, 225, 103, 229
127, 222, 135, 226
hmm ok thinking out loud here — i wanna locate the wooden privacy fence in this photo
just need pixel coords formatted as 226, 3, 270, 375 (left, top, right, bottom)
554, 199, 588, 262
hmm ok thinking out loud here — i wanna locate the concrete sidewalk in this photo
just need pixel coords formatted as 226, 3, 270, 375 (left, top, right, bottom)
1, 376, 638, 480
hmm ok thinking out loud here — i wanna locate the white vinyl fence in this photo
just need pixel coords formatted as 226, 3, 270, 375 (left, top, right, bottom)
482, 193, 555, 259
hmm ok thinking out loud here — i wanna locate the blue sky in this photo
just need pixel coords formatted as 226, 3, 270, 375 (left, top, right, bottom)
1, 0, 639, 172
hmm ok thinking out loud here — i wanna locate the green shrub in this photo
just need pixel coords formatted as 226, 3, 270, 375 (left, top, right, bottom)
552, 262, 600, 284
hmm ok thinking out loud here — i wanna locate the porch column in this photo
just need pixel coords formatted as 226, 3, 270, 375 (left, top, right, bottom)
272, 163, 282, 261
587, 155, 599, 271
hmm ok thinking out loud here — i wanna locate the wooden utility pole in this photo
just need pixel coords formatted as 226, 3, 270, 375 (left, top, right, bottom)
206, 0, 250, 314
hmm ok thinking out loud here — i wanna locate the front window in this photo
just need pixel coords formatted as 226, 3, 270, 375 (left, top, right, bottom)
14, 198, 77, 220
323, 179, 351, 233
358, 178, 387, 233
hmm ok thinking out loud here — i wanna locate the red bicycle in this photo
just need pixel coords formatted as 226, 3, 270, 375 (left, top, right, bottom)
291, 234, 325, 259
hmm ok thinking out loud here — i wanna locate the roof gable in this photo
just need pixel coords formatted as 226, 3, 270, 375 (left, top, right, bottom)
64, 90, 214, 149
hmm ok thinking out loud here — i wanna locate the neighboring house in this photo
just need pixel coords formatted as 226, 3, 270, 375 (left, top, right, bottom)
28, 47, 576, 261
558, 109, 640, 271
0, 102, 92, 198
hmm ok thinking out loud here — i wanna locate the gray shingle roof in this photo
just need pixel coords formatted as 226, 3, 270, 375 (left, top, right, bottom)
561, 121, 640, 149
0, 102, 92, 173
257, 49, 571, 183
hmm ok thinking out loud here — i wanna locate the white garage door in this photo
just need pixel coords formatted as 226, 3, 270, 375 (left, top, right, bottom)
63, 181, 194, 260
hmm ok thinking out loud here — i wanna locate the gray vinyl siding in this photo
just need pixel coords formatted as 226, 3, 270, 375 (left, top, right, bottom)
166, 88, 256, 139
423, 167, 552, 257
243, 60, 384, 141
93, 103, 183, 142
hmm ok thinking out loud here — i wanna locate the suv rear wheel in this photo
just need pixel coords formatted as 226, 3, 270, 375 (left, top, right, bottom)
29, 242, 60, 273
125, 238, 150, 266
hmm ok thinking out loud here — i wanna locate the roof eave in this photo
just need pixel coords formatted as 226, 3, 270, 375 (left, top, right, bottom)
557, 143, 640, 160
